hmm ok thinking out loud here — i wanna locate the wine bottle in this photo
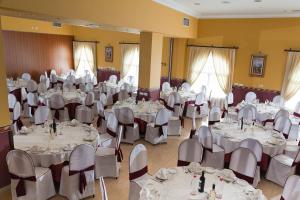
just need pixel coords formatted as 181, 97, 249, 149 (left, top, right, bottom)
241, 117, 244, 130
209, 184, 216, 200
53, 118, 57, 133
199, 171, 205, 193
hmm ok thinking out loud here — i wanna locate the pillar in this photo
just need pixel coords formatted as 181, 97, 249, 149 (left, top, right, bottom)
138, 32, 163, 100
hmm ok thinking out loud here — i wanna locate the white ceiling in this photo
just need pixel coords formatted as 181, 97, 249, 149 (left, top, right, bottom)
154, 0, 300, 19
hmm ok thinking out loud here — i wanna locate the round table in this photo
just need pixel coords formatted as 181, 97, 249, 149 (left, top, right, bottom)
139, 166, 266, 200
161, 89, 196, 104
39, 88, 86, 105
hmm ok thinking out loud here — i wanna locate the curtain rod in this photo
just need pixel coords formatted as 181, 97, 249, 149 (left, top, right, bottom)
284, 48, 300, 52
119, 42, 140, 45
187, 44, 239, 49
73, 40, 100, 43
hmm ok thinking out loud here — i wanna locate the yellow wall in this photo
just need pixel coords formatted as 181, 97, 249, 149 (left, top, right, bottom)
193, 18, 300, 91
72, 26, 139, 70
0, 0, 198, 38
1, 16, 73, 35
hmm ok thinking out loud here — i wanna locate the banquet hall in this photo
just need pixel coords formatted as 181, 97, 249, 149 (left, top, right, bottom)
1, 0, 300, 200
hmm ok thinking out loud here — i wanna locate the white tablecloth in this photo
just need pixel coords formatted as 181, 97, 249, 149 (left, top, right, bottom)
161, 90, 196, 104
14, 122, 100, 167
140, 166, 266, 200
109, 98, 166, 123
39, 89, 86, 105
212, 120, 286, 156
7, 79, 27, 92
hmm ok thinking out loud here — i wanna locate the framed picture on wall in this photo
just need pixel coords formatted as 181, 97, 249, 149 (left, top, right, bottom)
105, 46, 113, 62
250, 54, 266, 77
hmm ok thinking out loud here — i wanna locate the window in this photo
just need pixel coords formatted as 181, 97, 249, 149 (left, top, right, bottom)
121, 44, 139, 87
190, 52, 226, 99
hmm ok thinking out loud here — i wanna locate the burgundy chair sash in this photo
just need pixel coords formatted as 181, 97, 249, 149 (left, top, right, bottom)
118, 122, 134, 139
115, 147, 123, 162
183, 100, 195, 116
65, 103, 82, 120
294, 112, 300, 118
9, 173, 36, 197
106, 128, 117, 137
9, 108, 13, 112
177, 160, 191, 167
195, 103, 203, 114
129, 166, 148, 180
28, 105, 38, 116
179, 116, 185, 127
97, 115, 106, 127
262, 119, 274, 126
112, 93, 119, 103
50, 82, 58, 88
69, 165, 95, 194
86, 104, 93, 109
228, 103, 234, 107
189, 129, 196, 138
154, 122, 168, 136
165, 104, 174, 112
232, 170, 254, 184
208, 120, 220, 125
49, 161, 69, 184
280, 197, 284, 200
13, 117, 24, 131
158, 98, 167, 105
51, 107, 65, 120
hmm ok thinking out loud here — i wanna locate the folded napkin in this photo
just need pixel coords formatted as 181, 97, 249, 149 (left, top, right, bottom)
139, 185, 160, 200
156, 168, 176, 180
188, 162, 203, 173
219, 169, 236, 181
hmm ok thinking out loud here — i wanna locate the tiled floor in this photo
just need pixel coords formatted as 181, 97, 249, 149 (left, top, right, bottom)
0, 118, 283, 200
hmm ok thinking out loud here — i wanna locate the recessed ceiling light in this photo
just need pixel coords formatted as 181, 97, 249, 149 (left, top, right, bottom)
254, 0, 262, 2
221, 1, 231, 4
194, 2, 200, 6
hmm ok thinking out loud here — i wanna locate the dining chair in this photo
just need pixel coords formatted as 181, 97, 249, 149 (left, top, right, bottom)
196, 126, 224, 169
177, 138, 203, 166
7, 149, 56, 200
266, 148, 300, 186
99, 177, 109, 200
166, 93, 182, 136
59, 144, 95, 199
272, 95, 285, 107
229, 147, 257, 185
145, 108, 170, 145
208, 106, 221, 125
273, 116, 292, 139
75, 105, 93, 125
186, 92, 208, 119
280, 175, 300, 200
128, 144, 150, 200
21, 73, 31, 81
49, 93, 67, 121
245, 91, 257, 103
34, 106, 50, 125
181, 82, 191, 92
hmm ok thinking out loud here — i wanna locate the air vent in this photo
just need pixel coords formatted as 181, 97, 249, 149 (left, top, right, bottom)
291, 10, 300, 12
183, 17, 190, 27
52, 21, 62, 28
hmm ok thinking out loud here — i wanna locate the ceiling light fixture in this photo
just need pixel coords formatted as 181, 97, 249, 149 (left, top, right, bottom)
254, 0, 262, 2
194, 2, 200, 6
221, 1, 231, 4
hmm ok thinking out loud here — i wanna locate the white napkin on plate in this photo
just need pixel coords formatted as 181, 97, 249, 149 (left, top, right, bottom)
139, 186, 160, 200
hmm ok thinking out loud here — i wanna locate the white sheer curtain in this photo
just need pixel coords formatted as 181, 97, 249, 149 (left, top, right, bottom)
282, 52, 300, 110
73, 41, 97, 79
120, 44, 139, 87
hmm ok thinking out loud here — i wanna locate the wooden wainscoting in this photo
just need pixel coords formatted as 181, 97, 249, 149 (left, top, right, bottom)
2, 31, 74, 81
0, 125, 13, 188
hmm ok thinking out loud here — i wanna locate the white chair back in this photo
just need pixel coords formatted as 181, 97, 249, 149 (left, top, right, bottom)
195, 92, 205, 105
49, 94, 65, 109
129, 144, 148, 178
272, 95, 285, 107
108, 75, 117, 84
229, 147, 257, 183
181, 82, 191, 92
238, 105, 256, 122
39, 74, 46, 83
34, 106, 50, 125
21, 87, 27, 102
106, 112, 119, 134
50, 74, 57, 84
209, 106, 221, 123
13, 102, 21, 121
96, 100, 105, 117
178, 139, 203, 164
85, 92, 94, 107
118, 89, 130, 101
8, 94, 17, 110
196, 126, 213, 150
26, 80, 38, 93
75, 105, 93, 124
162, 82, 171, 92
167, 93, 175, 110
27, 92, 38, 107
85, 82, 94, 92
274, 109, 290, 122
245, 91, 257, 103
281, 175, 300, 200
155, 108, 170, 125
239, 139, 263, 163
6, 150, 35, 178
99, 177, 108, 200
274, 116, 292, 136
21, 73, 31, 81
69, 144, 95, 171
50, 69, 57, 75
115, 107, 135, 124
100, 93, 107, 106
294, 102, 300, 115
38, 82, 47, 94
63, 82, 74, 91
227, 92, 234, 106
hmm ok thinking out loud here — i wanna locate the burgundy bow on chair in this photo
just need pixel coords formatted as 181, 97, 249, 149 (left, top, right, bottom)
154, 123, 168, 136
174, 103, 184, 127
69, 165, 95, 194
232, 170, 254, 184
106, 128, 117, 137
177, 160, 192, 167
28, 105, 38, 116
115, 147, 123, 162
13, 117, 24, 131
51, 107, 65, 120
9, 173, 36, 197
129, 166, 148, 180
165, 104, 174, 112
195, 103, 203, 115
118, 122, 134, 139
97, 115, 106, 127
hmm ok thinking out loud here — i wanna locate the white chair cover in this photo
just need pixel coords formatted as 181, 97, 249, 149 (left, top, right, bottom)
39, 75, 46, 83
37, 82, 47, 94
266, 149, 300, 186
50, 69, 57, 75
85, 83, 94, 93
245, 91, 257, 103
229, 147, 257, 185
238, 105, 256, 123
6, 149, 55, 200
21, 73, 31, 81
129, 144, 150, 200
27, 92, 38, 118
294, 102, 300, 115
99, 177, 108, 200
274, 116, 292, 138
21, 87, 27, 103
177, 138, 203, 166
63, 82, 75, 92
100, 93, 108, 107
145, 108, 170, 144
85, 92, 95, 107
115, 107, 139, 144
26, 80, 38, 93
118, 89, 130, 101
166, 93, 182, 136
208, 106, 221, 124
200, 85, 207, 95
76, 105, 93, 125
239, 139, 263, 187
272, 95, 285, 107
274, 109, 290, 122
8, 93, 17, 112
181, 82, 191, 92
281, 175, 300, 200
227, 92, 234, 106
49, 93, 66, 121
108, 75, 117, 84
161, 82, 171, 92
59, 144, 95, 199
34, 106, 50, 125
12, 102, 23, 134
186, 92, 208, 119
